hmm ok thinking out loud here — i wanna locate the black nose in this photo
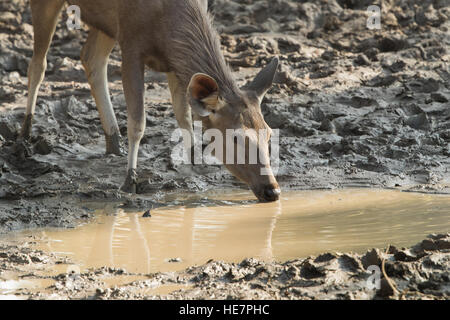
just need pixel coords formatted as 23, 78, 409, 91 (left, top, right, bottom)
263, 187, 281, 202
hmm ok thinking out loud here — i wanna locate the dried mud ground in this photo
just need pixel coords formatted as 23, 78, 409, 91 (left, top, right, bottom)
0, 0, 449, 299
1, 233, 449, 300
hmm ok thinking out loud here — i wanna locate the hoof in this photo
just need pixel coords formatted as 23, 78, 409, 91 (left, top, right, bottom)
20, 114, 33, 141
120, 169, 138, 193
106, 132, 124, 156
12, 138, 33, 159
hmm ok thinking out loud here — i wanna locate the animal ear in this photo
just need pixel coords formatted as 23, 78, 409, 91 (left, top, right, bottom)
246, 57, 279, 100
187, 73, 219, 117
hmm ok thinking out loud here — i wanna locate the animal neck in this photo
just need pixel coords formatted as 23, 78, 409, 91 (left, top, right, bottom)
169, 1, 238, 97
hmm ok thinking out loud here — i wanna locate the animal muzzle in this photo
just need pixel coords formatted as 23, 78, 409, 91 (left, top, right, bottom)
252, 184, 281, 202
263, 187, 281, 202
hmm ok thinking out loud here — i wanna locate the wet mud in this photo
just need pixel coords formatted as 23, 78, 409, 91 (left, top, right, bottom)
0, 0, 449, 299
4, 189, 450, 275
1, 233, 449, 300
1, 189, 450, 300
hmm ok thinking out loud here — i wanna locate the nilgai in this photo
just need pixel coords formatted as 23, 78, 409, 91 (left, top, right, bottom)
22, 0, 281, 202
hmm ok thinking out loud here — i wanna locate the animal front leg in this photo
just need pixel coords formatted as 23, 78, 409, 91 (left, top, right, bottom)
167, 72, 196, 163
81, 28, 123, 156
21, 0, 64, 139
120, 53, 145, 193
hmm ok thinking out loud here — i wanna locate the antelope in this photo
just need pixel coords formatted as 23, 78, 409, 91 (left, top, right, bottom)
22, 0, 281, 202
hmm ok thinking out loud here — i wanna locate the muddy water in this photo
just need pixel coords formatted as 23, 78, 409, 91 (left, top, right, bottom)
4, 189, 450, 275
0, 271, 54, 300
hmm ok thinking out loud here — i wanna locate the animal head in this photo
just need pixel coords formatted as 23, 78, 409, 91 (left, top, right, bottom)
187, 58, 281, 202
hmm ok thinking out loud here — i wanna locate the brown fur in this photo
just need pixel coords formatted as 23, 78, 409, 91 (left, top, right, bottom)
23, 0, 281, 202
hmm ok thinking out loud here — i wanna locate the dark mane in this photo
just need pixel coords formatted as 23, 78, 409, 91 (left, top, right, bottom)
169, 0, 238, 96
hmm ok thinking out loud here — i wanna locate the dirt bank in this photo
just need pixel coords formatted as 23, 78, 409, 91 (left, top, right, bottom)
1, 233, 449, 300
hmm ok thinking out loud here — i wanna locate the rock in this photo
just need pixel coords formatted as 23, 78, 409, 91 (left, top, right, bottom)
384, 12, 398, 27
408, 78, 440, 93
228, 55, 258, 68
405, 113, 431, 131
319, 118, 336, 133
277, 37, 301, 54
21, 23, 34, 36
415, 5, 446, 27
0, 53, 18, 72
378, 36, 408, 52
306, 30, 321, 39
33, 137, 53, 155
336, 0, 373, 9
393, 250, 420, 262
321, 50, 337, 61
338, 254, 363, 272
0, 86, 15, 102
378, 278, 395, 297
355, 54, 371, 66
311, 106, 325, 122
322, 14, 342, 31
364, 48, 380, 61
65, 95, 89, 116
430, 93, 448, 103
300, 260, 326, 279
400, 104, 424, 116
314, 252, 337, 263
142, 210, 152, 218
361, 248, 382, 269
349, 96, 377, 108
273, 64, 296, 86
310, 66, 336, 79
387, 60, 406, 73
223, 24, 262, 34
418, 235, 450, 251
368, 75, 398, 87
0, 122, 17, 141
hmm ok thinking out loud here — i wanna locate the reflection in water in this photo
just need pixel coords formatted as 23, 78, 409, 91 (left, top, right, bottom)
5, 189, 450, 274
